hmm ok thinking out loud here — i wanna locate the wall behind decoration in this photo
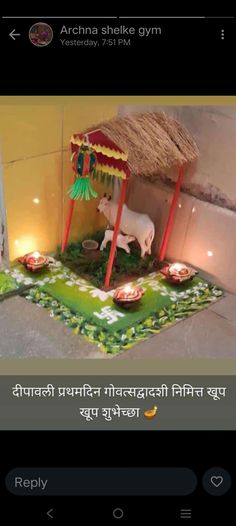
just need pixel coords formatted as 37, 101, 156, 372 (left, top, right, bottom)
120, 105, 236, 293
0, 97, 117, 261
126, 177, 236, 293
159, 105, 236, 211
119, 105, 236, 211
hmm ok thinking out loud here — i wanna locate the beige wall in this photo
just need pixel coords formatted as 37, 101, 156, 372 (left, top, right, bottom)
120, 104, 236, 293
0, 98, 118, 260
127, 178, 236, 293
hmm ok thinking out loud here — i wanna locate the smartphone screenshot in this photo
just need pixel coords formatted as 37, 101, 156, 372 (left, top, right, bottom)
0, 10, 235, 523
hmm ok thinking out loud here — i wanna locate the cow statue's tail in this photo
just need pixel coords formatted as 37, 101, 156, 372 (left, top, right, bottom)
145, 225, 155, 255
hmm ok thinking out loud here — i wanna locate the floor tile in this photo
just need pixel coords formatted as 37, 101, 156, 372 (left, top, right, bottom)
115, 309, 236, 359
209, 293, 236, 325
0, 297, 106, 359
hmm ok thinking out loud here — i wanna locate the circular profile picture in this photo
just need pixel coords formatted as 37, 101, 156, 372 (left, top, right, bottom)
29, 22, 53, 47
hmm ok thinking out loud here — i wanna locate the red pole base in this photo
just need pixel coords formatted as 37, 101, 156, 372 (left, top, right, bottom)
159, 165, 185, 262
104, 178, 128, 289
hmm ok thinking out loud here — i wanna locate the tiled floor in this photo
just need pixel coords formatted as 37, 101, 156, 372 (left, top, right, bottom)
0, 293, 236, 359
0, 296, 107, 359
116, 296, 236, 359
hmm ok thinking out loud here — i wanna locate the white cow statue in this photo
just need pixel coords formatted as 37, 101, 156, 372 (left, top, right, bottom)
100, 230, 135, 254
97, 195, 155, 258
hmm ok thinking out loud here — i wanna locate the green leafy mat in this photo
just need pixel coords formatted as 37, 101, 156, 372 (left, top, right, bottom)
0, 272, 19, 297
0, 261, 65, 299
20, 266, 223, 354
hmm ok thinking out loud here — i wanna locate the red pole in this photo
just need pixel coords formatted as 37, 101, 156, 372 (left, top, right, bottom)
62, 148, 93, 252
61, 199, 75, 253
159, 165, 185, 262
104, 178, 128, 288
61, 160, 77, 253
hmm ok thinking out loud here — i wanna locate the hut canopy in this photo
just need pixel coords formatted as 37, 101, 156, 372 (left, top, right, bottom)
81, 111, 199, 181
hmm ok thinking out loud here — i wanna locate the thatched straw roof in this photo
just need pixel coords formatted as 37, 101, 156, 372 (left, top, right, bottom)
85, 112, 199, 180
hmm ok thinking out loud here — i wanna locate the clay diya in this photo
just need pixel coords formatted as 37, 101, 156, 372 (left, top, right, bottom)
18, 251, 49, 272
160, 262, 197, 284
144, 406, 158, 420
113, 284, 145, 309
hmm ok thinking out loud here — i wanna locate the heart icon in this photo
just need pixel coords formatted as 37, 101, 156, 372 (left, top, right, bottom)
210, 476, 223, 488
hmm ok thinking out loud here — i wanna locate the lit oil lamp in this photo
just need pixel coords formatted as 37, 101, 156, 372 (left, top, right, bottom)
18, 251, 49, 272
160, 262, 197, 284
113, 284, 144, 309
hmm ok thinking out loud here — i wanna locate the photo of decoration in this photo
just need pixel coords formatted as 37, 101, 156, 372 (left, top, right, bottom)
0, 100, 235, 360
